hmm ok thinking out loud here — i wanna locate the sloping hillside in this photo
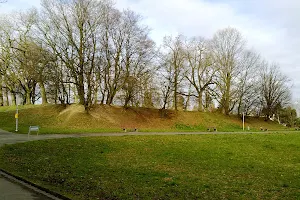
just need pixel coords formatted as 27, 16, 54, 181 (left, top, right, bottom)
0, 104, 289, 134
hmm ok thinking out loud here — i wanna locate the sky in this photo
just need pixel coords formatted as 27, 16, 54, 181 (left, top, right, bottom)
1, 0, 300, 102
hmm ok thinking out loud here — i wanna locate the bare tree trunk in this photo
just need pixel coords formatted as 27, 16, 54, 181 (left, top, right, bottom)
31, 83, 37, 105
223, 75, 231, 115
26, 90, 31, 105
237, 96, 243, 116
94, 87, 98, 105
107, 89, 117, 105
11, 92, 16, 106
124, 97, 130, 108
4, 88, 9, 106
174, 73, 178, 111
0, 77, 3, 106
71, 85, 77, 103
198, 93, 203, 111
68, 83, 71, 104
39, 82, 48, 104
77, 75, 85, 106
100, 91, 105, 104
86, 74, 93, 110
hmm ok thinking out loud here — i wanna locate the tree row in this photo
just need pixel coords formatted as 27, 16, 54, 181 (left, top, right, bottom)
0, 0, 292, 119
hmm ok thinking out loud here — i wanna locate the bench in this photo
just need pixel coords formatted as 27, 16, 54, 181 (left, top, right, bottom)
260, 127, 268, 131
28, 126, 40, 136
207, 127, 217, 132
122, 128, 138, 132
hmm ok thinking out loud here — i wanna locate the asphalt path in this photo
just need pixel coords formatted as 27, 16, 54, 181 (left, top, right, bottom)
0, 128, 290, 147
0, 174, 54, 200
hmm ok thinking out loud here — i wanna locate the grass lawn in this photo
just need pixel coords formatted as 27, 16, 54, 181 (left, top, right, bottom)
1, 134, 300, 199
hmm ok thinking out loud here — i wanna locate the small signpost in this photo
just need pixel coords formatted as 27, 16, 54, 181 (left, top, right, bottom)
242, 112, 245, 131
15, 105, 19, 132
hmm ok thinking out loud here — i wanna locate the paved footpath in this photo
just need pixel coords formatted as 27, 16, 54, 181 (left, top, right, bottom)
0, 129, 219, 147
0, 129, 294, 147
0, 174, 55, 200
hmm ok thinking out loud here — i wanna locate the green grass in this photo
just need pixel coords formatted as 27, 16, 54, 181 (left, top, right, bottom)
173, 123, 243, 132
1, 134, 300, 199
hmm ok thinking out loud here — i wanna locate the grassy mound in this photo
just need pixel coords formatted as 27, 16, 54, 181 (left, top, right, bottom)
1, 134, 300, 199
0, 104, 288, 134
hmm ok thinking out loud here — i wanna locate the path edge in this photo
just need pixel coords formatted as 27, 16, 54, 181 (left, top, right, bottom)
0, 168, 71, 200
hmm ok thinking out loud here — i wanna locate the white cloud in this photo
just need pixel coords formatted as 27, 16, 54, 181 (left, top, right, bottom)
116, 0, 300, 101
116, 0, 284, 59
1, 0, 300, 101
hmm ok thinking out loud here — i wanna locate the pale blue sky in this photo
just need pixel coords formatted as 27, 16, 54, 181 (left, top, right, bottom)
0, 0, 40, 12
1, 0, 300, 103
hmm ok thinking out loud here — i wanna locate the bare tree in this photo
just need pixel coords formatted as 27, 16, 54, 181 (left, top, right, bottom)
159, 60, 174, 110
184, 37, 216, 111
39, 0, 107, 110
99, 7, 123, 105
0, 16, 13, 106
120, 10, 155, 108
259, 62, 291, 120
161, 35, 186, 111
211, 27, 246, 115
235, 50, 260, 115
0, 11, 40, 105
9, 10, 40, 105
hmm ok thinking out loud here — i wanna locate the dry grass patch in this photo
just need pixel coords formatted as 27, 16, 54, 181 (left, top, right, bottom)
0, 104, 290, 134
